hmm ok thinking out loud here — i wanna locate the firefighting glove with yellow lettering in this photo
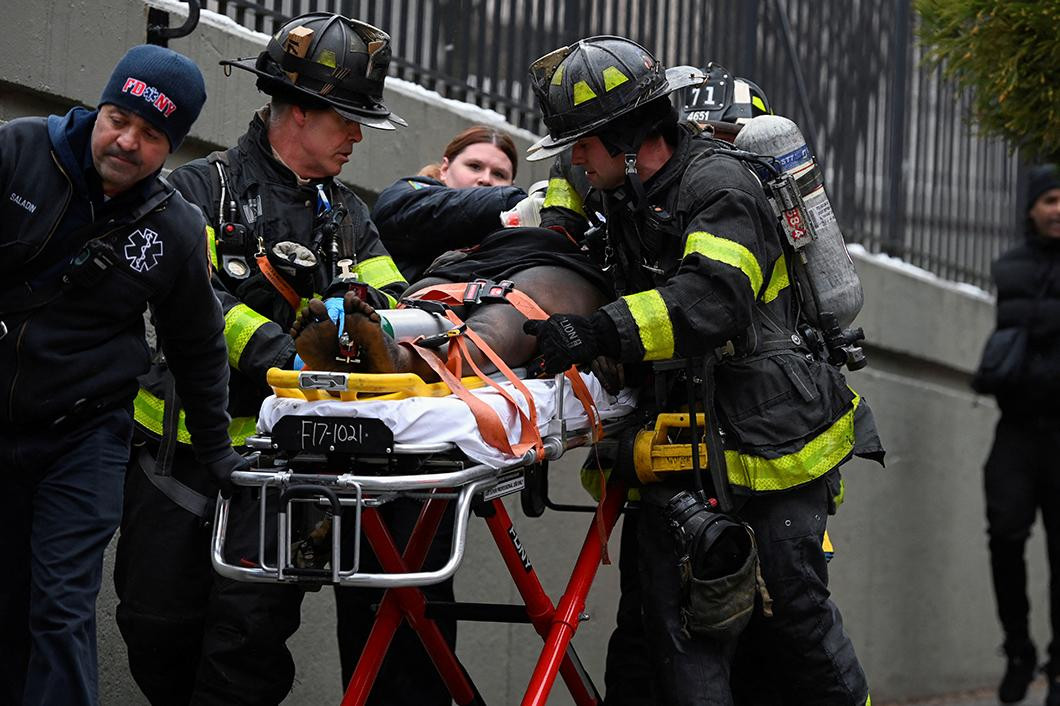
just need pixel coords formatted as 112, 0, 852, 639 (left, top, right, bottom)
204, 448, 250, 499
523, 311, 621, 375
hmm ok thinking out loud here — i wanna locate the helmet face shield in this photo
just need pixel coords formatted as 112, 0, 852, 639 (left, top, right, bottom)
222, 12, 406, 130
528, 45, 573, 97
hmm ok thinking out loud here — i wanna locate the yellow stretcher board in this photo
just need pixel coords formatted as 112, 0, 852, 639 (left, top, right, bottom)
266, 367, 486, 402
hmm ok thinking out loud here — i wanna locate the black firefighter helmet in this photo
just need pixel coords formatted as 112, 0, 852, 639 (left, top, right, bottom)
222, 12, 406, 130
677, 63, 772, 125
526, 36, 703, 162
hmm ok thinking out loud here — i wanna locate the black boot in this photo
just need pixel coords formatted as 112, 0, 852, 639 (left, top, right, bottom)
999, 640, 1037, 703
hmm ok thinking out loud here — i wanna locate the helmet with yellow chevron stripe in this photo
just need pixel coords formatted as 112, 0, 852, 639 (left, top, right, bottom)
221, 12, 406, 131
526, 36, 702, 162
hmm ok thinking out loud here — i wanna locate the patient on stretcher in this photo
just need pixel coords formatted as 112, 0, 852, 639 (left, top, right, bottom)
288, 226, 617, 388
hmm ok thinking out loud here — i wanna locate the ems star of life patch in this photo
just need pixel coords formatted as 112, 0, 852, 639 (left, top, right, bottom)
124, 228, 164, 272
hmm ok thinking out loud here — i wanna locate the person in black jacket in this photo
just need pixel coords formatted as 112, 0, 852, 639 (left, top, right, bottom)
978, 164, 1060, 705
520, 37, 882, 705
0, 45, 242, 706
112, 14, 413, 706
373, 125, 530, 282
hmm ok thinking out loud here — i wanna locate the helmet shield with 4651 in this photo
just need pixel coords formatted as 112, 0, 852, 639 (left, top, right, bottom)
222, 12, 406, 130
677, 63, 772, 125
526, 36, 702, 162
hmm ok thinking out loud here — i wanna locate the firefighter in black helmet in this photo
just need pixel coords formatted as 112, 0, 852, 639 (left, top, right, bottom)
677, 63, 772, 127
223, 12, 407, 131
523, 36, 883, 705
112, 13, 444, 706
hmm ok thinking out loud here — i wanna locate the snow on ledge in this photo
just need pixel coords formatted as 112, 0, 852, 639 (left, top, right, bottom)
143, 0, 541, 142
848, 243, 993, 303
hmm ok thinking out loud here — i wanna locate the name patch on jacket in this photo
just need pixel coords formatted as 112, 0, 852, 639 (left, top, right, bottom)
125, 228, 164, 272
9, 192, 36, 213
121, 78, 178, 117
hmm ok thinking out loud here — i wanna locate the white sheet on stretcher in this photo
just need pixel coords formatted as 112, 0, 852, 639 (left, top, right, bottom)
257, 373, 636, 468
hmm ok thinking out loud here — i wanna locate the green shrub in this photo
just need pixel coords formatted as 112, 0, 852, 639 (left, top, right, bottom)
916, 0, 1060, 161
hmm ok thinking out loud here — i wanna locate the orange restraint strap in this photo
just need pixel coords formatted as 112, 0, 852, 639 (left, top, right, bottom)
409, 283, 604, 446
255, 253, 302, 312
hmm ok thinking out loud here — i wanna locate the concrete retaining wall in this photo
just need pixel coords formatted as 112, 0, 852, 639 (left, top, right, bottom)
3, 1, 1039, 702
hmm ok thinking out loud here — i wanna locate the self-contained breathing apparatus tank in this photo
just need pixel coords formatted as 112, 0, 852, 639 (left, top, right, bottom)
733, 114, 867, 370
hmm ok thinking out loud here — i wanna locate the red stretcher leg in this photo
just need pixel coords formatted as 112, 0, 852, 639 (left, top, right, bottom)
520, 481, 627, 706
482, 500, 600, 706
341, 497, 479, 706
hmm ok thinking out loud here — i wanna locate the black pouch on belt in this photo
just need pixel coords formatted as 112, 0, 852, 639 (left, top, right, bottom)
667, 490, 764, 641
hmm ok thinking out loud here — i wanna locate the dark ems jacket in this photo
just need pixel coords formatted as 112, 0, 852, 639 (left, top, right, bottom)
0, 108, 232, 464
373, 175, 524, 282
598, 126, 880, 493
133, 111, 407, 446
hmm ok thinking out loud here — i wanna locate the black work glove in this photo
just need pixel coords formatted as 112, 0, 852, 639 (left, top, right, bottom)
204, 448, 249, 499
523, 311, 621, 375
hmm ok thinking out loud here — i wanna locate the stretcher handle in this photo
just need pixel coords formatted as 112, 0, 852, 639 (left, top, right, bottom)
279, 483, 343, 516
277, 484, 347, 583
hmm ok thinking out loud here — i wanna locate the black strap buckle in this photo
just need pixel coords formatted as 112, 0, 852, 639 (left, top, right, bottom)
400, 298, 449, 315
417, 324, 466, 349
462, 278, 514, 305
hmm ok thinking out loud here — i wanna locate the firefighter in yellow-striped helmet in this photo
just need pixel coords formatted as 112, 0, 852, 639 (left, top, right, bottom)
526, 36, 702, 162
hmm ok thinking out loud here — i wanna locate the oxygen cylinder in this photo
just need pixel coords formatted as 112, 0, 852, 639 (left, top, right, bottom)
375, 308, 453, 340
734, 115, 863, 329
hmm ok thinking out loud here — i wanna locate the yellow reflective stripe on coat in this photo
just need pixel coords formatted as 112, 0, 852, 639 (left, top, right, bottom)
621, 289, 675, 361
762, 254, 789, 303
353, 255, 406, 290
725, 394, 859, 492
683, 232, 763, 298
133, 389, 257, 447
542, 177, 587, 217
224, 304, 271, 370
205, 225, 219, 271
833, 476, 846, 509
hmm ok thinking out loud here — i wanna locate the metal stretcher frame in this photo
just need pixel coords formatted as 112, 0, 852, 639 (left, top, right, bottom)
209, 370, 637, 706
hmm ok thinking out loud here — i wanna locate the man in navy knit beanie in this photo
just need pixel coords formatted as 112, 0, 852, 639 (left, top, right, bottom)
0, 43, 241, 706
98, 43, 207, 152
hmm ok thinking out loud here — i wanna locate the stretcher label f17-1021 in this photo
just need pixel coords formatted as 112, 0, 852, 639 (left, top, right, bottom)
271, 415, 395, 454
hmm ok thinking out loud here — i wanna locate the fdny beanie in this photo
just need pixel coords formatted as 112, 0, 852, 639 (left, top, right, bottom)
98, 44, 207, 152
1028, 164, 1060, 211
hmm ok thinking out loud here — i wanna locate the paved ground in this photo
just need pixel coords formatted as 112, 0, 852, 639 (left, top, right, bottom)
878, 679, 1047, 706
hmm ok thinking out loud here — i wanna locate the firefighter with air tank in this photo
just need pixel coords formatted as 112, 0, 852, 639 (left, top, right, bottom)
520, 36, 884, 705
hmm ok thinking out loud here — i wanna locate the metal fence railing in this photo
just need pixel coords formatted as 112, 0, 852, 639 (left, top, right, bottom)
196, 0, 1025, 290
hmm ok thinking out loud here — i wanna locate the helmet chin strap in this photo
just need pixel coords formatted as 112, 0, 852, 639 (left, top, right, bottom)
624, 152, 649, 215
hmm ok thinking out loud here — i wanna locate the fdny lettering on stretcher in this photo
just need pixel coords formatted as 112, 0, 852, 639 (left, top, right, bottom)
508, 526, 533, 572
